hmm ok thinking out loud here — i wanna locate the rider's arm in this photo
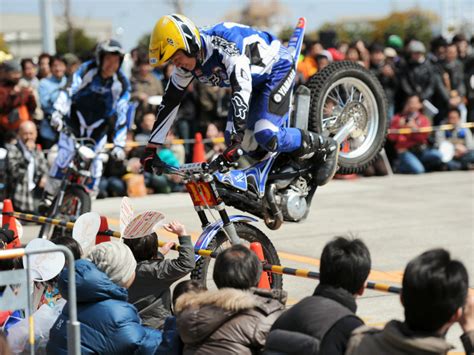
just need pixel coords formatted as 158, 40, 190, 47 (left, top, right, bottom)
223, 54, 253, 140
148, 67, 193, 146
112, 71, 131, 148
51, 61, 91, 117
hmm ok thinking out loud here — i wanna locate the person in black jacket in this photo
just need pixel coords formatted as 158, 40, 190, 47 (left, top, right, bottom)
264, 236, 371, 355
398, 40, 449, 117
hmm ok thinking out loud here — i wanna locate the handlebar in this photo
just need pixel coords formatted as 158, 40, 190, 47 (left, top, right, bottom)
155, 154, 241, 178
151, 145, 243, 178
61, 126, 97, 147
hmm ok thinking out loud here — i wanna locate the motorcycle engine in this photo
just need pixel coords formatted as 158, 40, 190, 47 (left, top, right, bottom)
276, 176, 309, 222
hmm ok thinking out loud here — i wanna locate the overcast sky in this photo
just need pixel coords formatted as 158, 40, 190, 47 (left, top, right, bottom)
1, 0, 473, 50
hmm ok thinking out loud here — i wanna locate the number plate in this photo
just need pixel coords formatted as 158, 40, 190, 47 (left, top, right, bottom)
185, 181, 220, 207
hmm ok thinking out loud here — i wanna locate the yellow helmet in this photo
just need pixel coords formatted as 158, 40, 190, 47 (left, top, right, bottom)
149, 14, 201, 67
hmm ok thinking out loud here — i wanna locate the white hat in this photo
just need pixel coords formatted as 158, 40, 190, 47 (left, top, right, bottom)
408, 40, 426, 54
87, 241, 137, 287
384, 47, 397, 58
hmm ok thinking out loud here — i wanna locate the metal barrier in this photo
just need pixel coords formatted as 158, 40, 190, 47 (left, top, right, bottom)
387, 122, 474, 135
3, 210, 402, 295
0, 245, 80, 355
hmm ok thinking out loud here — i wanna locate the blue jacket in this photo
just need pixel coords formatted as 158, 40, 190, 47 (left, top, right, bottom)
54, 60, 130, 148
47, 259, 162, 355
38, 75, 67, 115
149, 22, 292, 145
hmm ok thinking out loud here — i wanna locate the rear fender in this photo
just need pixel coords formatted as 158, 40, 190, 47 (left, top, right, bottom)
194, 215, 258, 261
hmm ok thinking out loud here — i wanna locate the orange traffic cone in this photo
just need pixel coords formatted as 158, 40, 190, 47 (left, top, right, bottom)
192, 132, 206, 163
249, 242, 271, 289
1, 199, 20, 248
96, 216, 111, 245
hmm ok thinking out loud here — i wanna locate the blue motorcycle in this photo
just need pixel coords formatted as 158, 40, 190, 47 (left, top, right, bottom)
165, 18, 388, 289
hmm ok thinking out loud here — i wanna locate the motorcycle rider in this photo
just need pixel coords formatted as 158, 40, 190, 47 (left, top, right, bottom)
43, 39, 130, 205
141, 14, 339, 185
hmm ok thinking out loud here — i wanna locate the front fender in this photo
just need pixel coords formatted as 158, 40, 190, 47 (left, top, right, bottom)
194, 215, 258, 261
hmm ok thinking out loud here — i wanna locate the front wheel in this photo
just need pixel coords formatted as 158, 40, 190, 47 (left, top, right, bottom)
38, 186, 91, 239
191, 222, 283, 290
307, 61, 388, 174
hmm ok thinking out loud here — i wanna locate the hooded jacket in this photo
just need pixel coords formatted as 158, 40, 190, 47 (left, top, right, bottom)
175, 287, 287, 355
345, 320, 455, 355
46, 259, 162, 355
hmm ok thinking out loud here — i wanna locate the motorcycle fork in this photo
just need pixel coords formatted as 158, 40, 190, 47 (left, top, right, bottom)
196, 208, 241, 245
50, 178, 69, 216
218, 208, 241, 245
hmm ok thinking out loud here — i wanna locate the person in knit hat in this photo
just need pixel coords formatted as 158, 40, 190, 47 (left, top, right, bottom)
47, 241, 162, 354
87, 240, 137, 288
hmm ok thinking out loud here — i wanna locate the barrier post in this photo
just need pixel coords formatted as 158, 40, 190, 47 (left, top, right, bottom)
0, 245, 80, 354
1, 199, 20, 248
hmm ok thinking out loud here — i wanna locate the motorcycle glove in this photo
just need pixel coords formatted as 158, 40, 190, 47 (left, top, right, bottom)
222, 142, 243, 163
141, 147, 166, 175
111, 146, 126, 161
50, 111, 64, 132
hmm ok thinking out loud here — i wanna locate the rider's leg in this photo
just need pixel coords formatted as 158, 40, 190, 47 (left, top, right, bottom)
252, 121, 339, 186
248, 57, 339, 186
41, 132, 75, 210
87, 135, 107, 200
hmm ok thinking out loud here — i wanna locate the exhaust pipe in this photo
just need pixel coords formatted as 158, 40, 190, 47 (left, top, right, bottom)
264, 184, 283, 230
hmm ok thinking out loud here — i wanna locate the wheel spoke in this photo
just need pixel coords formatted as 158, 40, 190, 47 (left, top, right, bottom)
349, 86, 356, 102
327, 93, 339, 104
335, 86, 344, 106
322, 115, 338, 122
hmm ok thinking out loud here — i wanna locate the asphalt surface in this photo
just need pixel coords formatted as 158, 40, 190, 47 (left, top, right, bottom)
19, 171, 474, 352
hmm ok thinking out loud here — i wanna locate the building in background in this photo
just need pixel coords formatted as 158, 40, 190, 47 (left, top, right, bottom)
0, 13, 112, 58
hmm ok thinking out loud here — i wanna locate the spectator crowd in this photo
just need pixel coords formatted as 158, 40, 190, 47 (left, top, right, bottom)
0, 31, 474, 213
0, 221, 473, 354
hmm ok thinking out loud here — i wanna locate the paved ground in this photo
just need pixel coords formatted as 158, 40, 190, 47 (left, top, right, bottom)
20, 171, 474, 351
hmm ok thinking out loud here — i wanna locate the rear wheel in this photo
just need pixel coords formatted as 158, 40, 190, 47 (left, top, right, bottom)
307, 61, 388, 174
191, 222, 283, 290
38, 186, 91, 239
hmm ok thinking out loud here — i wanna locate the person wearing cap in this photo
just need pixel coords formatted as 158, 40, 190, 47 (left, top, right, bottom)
386, 34, 403, 51
0, 60, 37, 146
141, 14, 340, 188
47, 241, 163, 354
398, 40, 441, 114
42, 39, 131, 204
62, 53, 81, 79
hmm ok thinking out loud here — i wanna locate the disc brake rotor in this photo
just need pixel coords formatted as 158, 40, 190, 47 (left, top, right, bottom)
337, 101, 369, 138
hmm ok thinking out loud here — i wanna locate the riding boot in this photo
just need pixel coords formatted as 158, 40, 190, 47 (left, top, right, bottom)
293, 130, 340, 186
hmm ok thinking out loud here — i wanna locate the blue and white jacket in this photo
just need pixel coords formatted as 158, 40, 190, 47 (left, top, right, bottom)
149, 22, 290, 145
38, 75, 67, 116
54, 60, 131, 148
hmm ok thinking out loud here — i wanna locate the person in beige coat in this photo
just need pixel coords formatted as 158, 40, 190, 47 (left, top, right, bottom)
175, 245, 287, 355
